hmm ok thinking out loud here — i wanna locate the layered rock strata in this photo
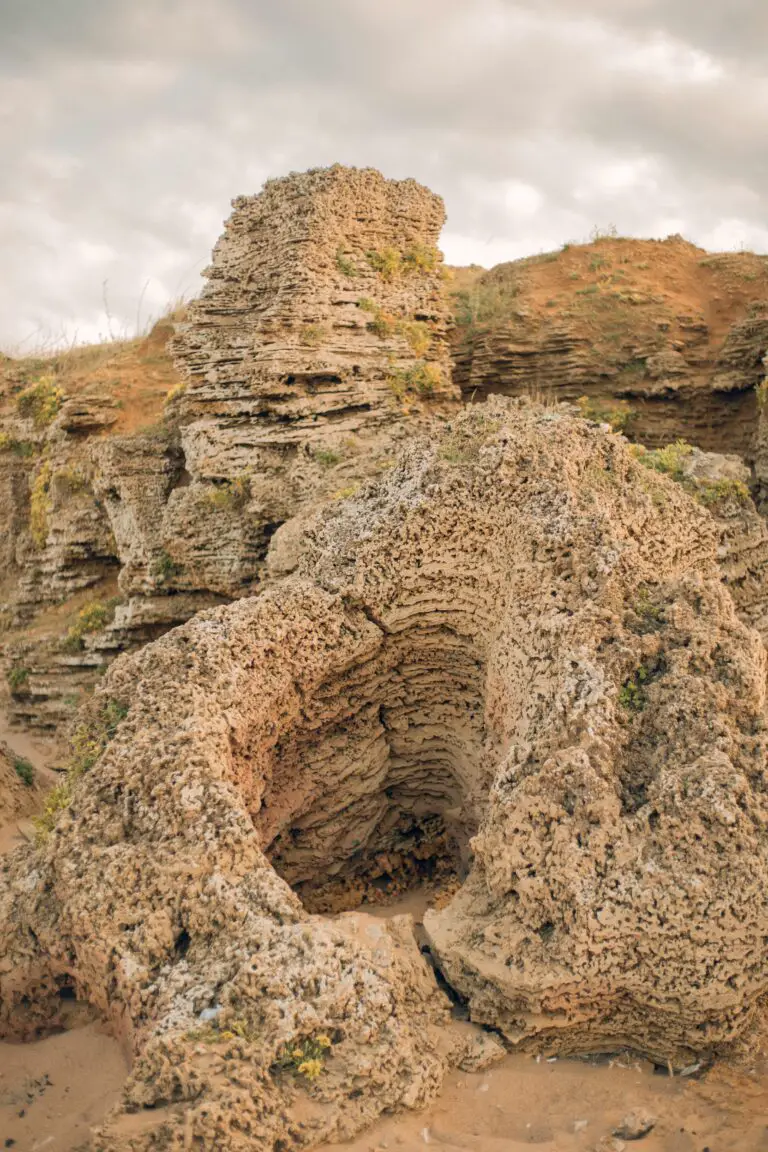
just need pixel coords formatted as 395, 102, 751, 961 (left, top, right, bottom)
1, 401, 766, 1150
1, 166, 457, 729
451, 241, 768, 459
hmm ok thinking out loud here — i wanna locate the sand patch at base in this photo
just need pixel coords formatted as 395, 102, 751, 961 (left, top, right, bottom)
0, 1023, 128, 1152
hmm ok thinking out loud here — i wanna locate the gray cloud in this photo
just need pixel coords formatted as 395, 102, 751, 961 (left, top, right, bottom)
1, 0, 767, 348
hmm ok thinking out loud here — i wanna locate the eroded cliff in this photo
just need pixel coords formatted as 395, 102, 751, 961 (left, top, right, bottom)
450, 237, 768, 465
0, 166, 457, 731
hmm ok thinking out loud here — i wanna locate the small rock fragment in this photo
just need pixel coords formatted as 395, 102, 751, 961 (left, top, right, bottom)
613, 1110, 656, 1141
457, 1029, 506, 1071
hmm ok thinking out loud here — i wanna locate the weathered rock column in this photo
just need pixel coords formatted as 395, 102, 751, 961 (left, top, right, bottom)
172, 164, 457, 433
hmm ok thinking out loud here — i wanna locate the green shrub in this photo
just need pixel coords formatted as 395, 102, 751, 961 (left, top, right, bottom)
366, 247, 402, 281
366, 310, 398, 339
313, 448, 341, 468
366, 243, 440, 279
272, 1034, 333, 1081
61, 598, 120, 653
638, 439, 693, 482
576, 396, 634, 433
205, 475, 251, 510
298, 324, 326, 348
696, 478, 751, 507
13, 757, 34, 787
332, 484, 360, 500
16, 377, 64, 427
153, 550, 183, 583
0, 434, 35, 458
402, 243, 440, 273
398, 320, 431, 357
388, 361, 442, 400
53, 466, 88, 493
619, 666, 649, 712
634, 442, 749, 508
7, 665, 30, 694
164, 381, 186, 405
633, 588, 664, 624
359, 300, 431, 354
335, 246, 357, 277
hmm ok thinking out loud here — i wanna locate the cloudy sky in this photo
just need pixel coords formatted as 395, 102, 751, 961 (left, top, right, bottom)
2, 0, 767, 350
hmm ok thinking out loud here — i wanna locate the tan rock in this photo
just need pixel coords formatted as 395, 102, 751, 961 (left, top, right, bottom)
1, 401, 766, 1149
0, 741, 38, 827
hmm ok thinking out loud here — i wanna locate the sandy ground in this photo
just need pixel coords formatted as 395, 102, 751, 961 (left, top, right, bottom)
320, 1053, 768, 1152
0, 1025, 128, 1152
1, 751, 767, 1151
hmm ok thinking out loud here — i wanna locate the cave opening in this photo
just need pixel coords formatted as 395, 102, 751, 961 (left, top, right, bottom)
258, 627, 493, 916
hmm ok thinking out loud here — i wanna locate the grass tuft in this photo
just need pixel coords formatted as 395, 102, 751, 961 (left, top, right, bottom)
16, 377, 64, 427
13, 757, 34, 787
335, 246, 357, 277
7, 665, 30, 694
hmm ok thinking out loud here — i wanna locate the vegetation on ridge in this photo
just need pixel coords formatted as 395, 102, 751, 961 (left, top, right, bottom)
34, 696, 129, 838
61, 597, 121, 654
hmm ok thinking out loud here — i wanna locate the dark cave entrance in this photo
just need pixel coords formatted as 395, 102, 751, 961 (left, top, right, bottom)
287, 807, 467, 915
259, 628, 492, 916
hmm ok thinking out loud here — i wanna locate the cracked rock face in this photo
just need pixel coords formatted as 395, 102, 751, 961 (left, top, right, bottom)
1, 400, 768, 1149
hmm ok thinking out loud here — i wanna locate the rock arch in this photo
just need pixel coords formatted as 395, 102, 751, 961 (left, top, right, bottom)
1, 399, 767, 1149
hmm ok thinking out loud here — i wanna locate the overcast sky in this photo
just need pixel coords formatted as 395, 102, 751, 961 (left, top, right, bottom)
2, 0, 768, 350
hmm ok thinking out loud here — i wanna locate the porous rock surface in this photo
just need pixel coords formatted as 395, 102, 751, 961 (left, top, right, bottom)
0, 165, 456, 730
1, 401, 767, 1150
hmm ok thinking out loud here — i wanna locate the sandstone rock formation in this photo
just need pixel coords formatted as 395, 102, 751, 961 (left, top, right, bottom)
0, 166, 457, 730
450, 239, 768, 460
2, 401, 767, 1150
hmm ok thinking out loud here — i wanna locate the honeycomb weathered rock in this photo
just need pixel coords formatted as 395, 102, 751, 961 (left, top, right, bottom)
1, 400, 766, 1149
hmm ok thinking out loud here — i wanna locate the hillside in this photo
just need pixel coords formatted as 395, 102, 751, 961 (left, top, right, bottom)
450, 234, 768, 464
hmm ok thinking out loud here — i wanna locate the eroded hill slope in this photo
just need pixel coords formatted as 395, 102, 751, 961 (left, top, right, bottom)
450, 235, 768, 466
